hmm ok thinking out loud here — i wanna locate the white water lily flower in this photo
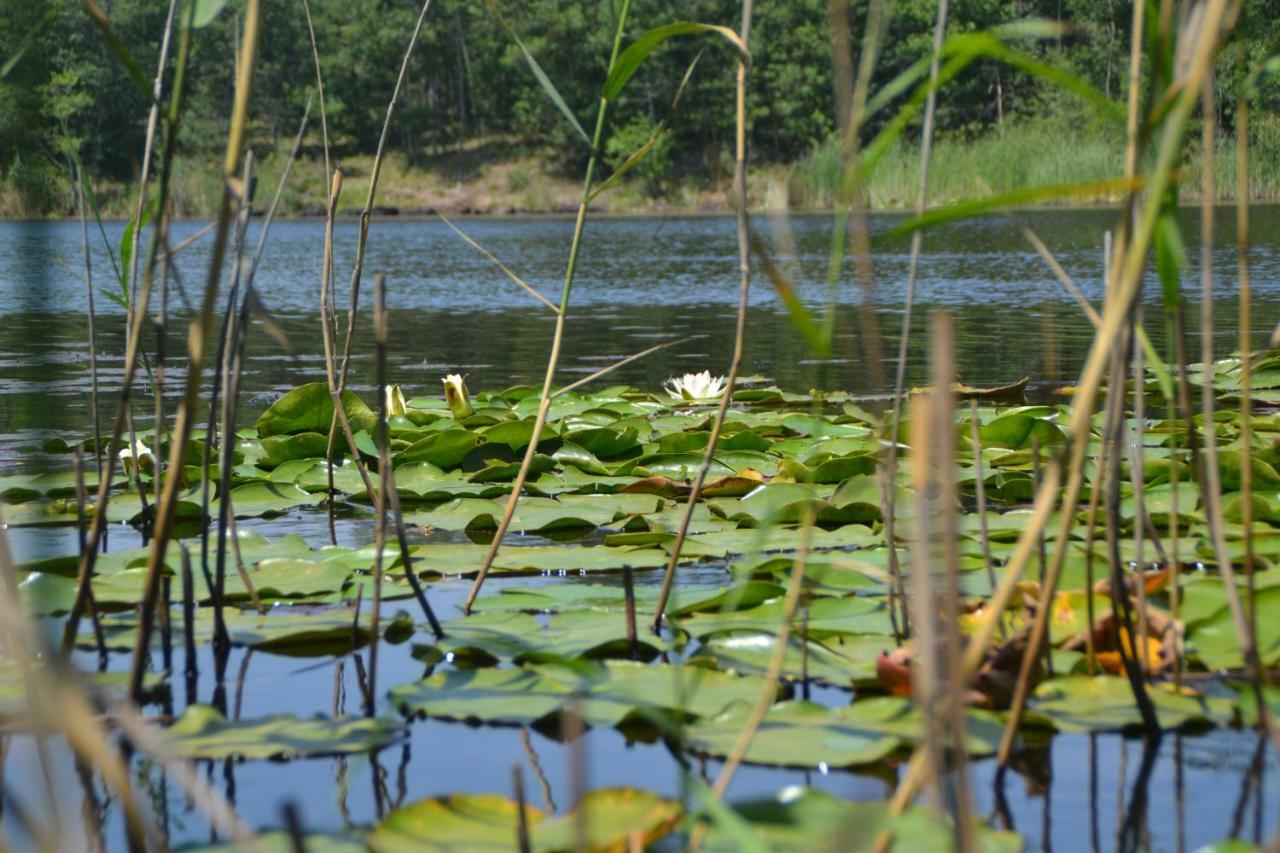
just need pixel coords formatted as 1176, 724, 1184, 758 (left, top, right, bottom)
384, 384, 408, 417
442, 373, 475, 419
118, 437, 155, 473
664, 370, 727, 402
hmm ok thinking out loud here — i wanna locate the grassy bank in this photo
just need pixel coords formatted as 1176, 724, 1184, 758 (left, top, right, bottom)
7, 116, 1280, 219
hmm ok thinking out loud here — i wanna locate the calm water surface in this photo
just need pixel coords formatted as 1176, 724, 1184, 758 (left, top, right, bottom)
1, 210, 1278, 849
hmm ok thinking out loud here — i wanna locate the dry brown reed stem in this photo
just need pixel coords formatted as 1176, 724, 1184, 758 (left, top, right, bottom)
438, 214, 559, 313
212, 152, 262, 635
882, 0, 949, 564
367, 274, 392, 716
519, 726, 556, 811
73, 450, 107, 665
895, 25, 1234, 788
1019, 224, 1101, 327
1236, 99, 1263, 698
123, 0, 177, 354
74, 171, 102, 474
1131, 312, 1150, 676
968, 400, 998, 598
337, 0, 433, 390
319, 171, 344, 394
876, 464, 905, 640
1195, 68, 1269, 712
839, 0, 891, 393
301, 0, 331, 196
127, 0, 262, 703
513, 764, 532, 853
181, 545, 197, 705
908, 382, 943, 814
931, 315, 975, 850
1102, 317, 1159, 730
321, 170, 345, 544
648, 0, 756, 632
60, 8, 198, 655
462, 0, 634, 615
1082, 441, 1107, 676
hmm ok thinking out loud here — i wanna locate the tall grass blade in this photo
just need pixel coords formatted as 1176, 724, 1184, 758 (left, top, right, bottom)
483, 0, 589, 145
602, 21, 748, 101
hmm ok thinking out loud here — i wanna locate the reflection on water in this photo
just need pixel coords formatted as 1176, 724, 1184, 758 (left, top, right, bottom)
2, 211, 1279, 849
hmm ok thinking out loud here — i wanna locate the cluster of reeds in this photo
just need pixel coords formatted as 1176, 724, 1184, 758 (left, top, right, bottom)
2, 0, 1279, 848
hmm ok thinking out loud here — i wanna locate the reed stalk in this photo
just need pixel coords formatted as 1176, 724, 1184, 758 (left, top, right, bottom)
876, 463, 906, 640
367, 275, 392, 716
1131, 310, 1150, 677
894, 2, 1235, 808
322, 1, 432, 547
60, 1, 198, 656
74, 167, 102, 475
931, 314, 975, 851
127, 0, 263, 703
438, 214, 559, 313
336, 0, 433, 391
881, 0, 950, 611
513, 765, 532, 853
301, 0, 331, 195
1236, 97, 1264, 702
463, 0, 635, 614
648, 1, 756, 629
968, 401, 997, 597
1195, 67, 1270, 716
123, 0, 177, 349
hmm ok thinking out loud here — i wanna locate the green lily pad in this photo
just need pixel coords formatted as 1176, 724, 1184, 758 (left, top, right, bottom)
369, 788, 680, 853
699, 787, 1021, 852
683, 700, 900, 768
256, 383, 376, 438
391, 660, 773, 729
1027, 675, 1233, 732
165, 705, 403, 759
692, 632, 884, 686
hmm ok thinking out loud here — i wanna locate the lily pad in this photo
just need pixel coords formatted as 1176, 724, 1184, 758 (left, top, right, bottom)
1027, 675, 1232, 732
165, 705, 403, 759
684, 700, 900, 768
256, 383, 376, 438
369, 788, 679, 852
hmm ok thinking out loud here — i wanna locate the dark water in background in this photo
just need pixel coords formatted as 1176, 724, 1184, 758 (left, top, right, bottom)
1, 210, 1278, 849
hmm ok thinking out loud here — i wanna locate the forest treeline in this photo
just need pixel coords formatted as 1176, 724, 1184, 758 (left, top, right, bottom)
3, 0, 1280, 216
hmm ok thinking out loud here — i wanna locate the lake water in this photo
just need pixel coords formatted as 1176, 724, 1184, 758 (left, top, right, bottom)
1, 210, 1278, 850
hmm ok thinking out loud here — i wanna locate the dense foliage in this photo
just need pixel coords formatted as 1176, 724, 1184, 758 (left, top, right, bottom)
3, 0, 1280, 212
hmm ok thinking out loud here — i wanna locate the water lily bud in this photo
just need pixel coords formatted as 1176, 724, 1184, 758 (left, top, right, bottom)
118, 437, 155, 474
442, 373, 475, 419
663, 370, 728, 403
384, 384, 408, 418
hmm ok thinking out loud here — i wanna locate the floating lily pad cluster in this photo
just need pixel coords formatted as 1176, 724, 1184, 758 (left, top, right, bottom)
9, 362, 1280, 849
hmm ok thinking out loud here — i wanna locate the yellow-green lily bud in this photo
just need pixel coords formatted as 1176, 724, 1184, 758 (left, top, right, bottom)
118, 437, 155, 474
442, 373, 475, 419
384, 384, 408, 418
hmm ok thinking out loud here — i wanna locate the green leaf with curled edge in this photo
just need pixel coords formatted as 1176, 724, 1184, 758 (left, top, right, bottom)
255, 383, 375, 437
